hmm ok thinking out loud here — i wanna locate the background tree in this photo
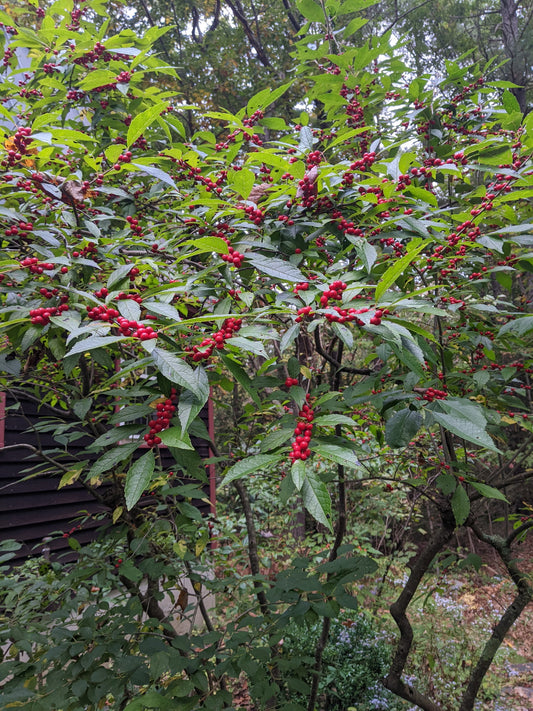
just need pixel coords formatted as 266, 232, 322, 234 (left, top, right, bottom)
0, 0, 533, 709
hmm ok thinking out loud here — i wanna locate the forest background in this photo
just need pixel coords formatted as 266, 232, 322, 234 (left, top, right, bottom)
0, 0, 533, 710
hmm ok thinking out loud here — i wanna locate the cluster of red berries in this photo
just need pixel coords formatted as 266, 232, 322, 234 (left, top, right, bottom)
325, 306, 384, 326
3, 126, 33, 167
220, 236, 245, 267
113, 151, 133, 170
189, 317, 242, 362
116, 70, 132, 83
71, 241, 98, 259
5, 221, 33, 236
285, 377, 299, 387
126, 216, 143, 237
293, 282, 309, 294
289, 400, 315, 462
118, 291, 143, 303
242, 204, 265, 225
19, 256, 54, 274
143, 390, 177, 447
30, 304, 68, 325
319, 280, 347, 307
85, 296, 158, 340
296, 305, 314, 322
306, 150, 322, 167
417, 387, 447, 402
87, 304, 120, 322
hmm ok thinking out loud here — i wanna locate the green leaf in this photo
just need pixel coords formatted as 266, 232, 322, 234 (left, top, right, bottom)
90, 425, 142, 450
313, 444, 359, 468
247, 81, 293, 115
225, 336, 268, 358
219, 454, 281, 487
220, 355, 261, 406
247, 254, 306, 283
127, 102, 168, 148
65, 335, 126, 357
159, 427, 194, 449
187, 236, 229, 254
498, 316, 533, 337
297, 0, 324, 22
385, 409, 422, 448
291, 459, 307, 490
119, 559, 143, 583
88, 442, 139, 479
451, 484, 470, 526
429, 411, 500, 452
313, 414, 356, 428
302, 469, 332, 530
107, 263, 134, 289
260, 428, 293, 452
178, 390, 204, 433
469, 482, 508, 502
439, 399, 488, 428
227, 168, 255, 199
73, 397, 93, 420
343, 16, 368, 37
375, 239, 428, 302
131, 162, 177, 190
280, 323, 300, 353
152, 348, 206, 401
78, 69, 118, 90
125, 449, 155, 510
436, 473, 456, 495
118, 299, 141, 322
331, 321, 353, 349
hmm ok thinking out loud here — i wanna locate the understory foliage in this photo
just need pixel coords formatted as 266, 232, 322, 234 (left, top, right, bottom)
1, 0, 533, 709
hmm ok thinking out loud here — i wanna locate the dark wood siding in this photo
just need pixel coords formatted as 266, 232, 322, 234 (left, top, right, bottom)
0, 392, 213, 564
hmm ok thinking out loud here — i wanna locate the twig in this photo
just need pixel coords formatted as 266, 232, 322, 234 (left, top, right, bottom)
460, 523, 533, 710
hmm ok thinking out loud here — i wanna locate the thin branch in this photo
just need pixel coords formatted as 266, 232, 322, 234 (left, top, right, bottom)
313, 327, 371, 375
381, 0, 433, 36
224, 0, 272, 67
384, 512, 455, 711
460, 523, 533, 710
233, 479, 269, 615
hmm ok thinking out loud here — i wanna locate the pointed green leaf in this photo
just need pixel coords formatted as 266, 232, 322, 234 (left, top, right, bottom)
280, 323, 300, 354
260, 428, 293, 452
375, 240, 428, 302
107, 263, 134, 290
313, 414, 356, 428
65, 335, 126, 357
302, 469, 332, 530
159, 427, 194, 449
247, 254, 306, 283
227, 168, 255, 199
220, 355, 261, 406
89, 441, 139, 479
296, 0, 325, 21
313, 444, 359, 468
127, 102, 168, 148
152, 348, 206, 401
219, 454, 282, 487
385, 409, 422, 448
451, 484, 470, 526
125, 449, 155, 510
132, 162, 177, 190
291, 459, 307, 490
469, 482, 508, 502
429, 411, 500, 452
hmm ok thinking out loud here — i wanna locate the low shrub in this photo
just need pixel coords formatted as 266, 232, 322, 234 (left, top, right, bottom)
275, 612, 407, 711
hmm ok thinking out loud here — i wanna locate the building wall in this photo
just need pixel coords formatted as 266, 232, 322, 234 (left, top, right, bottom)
0, 392, 213, 564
